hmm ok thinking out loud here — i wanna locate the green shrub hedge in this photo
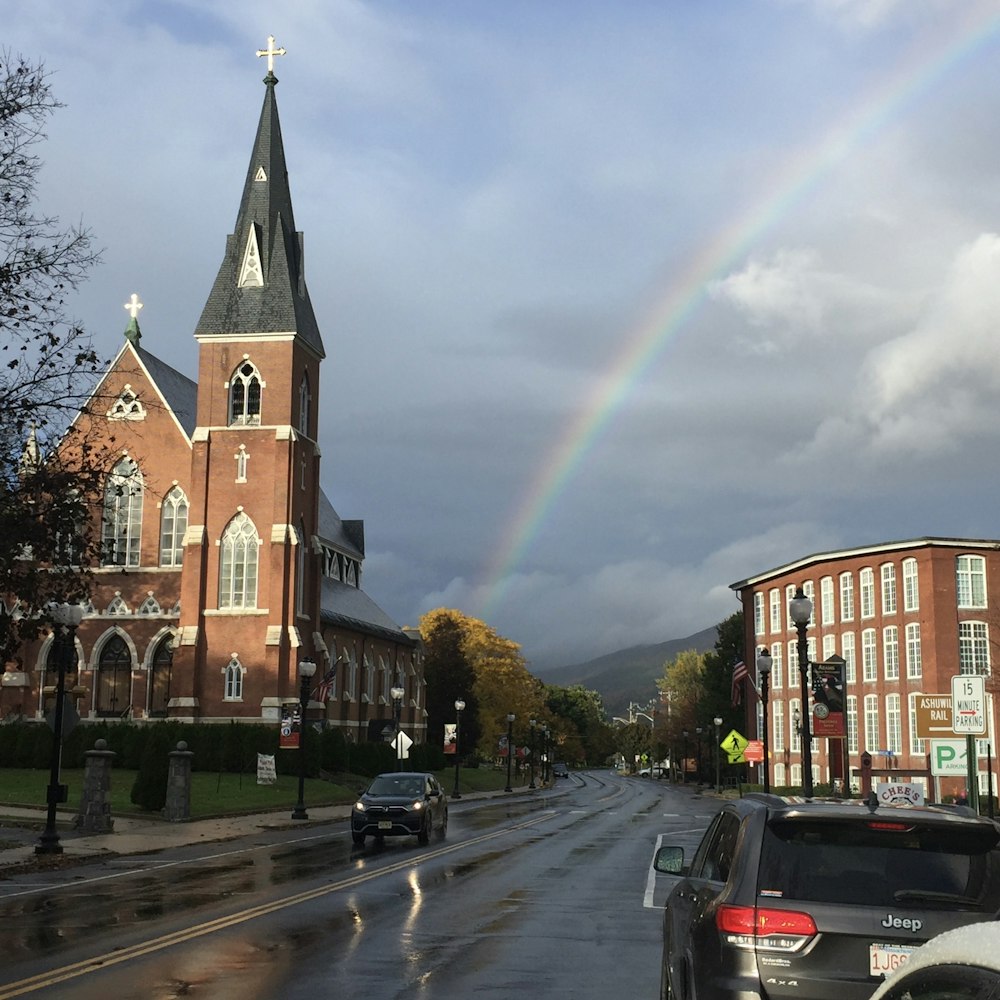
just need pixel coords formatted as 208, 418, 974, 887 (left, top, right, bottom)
0, 721, 447, 779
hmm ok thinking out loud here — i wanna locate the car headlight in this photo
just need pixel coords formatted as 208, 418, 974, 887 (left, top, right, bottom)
411, 800, 424, 810
354, 801, 367, 812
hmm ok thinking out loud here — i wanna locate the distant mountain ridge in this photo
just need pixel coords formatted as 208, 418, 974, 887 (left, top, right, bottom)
536, 625, 719, 720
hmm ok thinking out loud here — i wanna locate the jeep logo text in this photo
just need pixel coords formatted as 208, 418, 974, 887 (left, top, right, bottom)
881, 915, 923, 933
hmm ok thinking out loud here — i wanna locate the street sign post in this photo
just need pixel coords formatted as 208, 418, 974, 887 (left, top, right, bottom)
951, 675, 986, 735
929, 739, 968, 776
914, 694, 958, 740
722, 729, 749, 765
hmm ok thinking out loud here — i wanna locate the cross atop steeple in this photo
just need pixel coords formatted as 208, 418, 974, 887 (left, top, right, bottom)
124, 293, 143, 320
256, 35, 286, 77
123, 292, 143, 345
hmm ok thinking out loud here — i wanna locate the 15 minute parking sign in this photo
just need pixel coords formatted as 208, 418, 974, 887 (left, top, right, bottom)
951, 674, 986, 735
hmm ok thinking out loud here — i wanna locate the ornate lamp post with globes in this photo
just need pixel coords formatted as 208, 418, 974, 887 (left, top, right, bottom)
713, 715, 723, 790
292, 657, 316, 821
391, 686, 405, 771
756, 648, 773, 793
789, 586, 815, 797
37, 601, 84, 855
504, 713, 515, 792
529, 718, 537, 789
452, 698, 465, 799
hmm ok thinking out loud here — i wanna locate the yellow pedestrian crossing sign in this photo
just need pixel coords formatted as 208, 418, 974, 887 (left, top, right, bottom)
722, 729, 748, 764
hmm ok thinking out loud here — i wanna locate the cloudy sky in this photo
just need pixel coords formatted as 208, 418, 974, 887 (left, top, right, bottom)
9, 1, 1000, 671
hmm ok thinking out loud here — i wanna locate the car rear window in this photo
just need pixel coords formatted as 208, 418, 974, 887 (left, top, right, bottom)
756, 818, 1000, 910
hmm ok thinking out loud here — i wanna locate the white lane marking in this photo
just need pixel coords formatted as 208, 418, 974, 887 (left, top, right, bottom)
644, 833, 666, 908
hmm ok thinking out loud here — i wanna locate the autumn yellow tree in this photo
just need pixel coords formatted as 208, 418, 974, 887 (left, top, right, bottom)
656, 649, 708, 776
419, 608, 546, 762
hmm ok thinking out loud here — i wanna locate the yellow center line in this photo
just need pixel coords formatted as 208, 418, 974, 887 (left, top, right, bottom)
0, 813, 556, 999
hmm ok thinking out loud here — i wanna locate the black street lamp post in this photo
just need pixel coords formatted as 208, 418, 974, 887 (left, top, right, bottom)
291, 657, 316, 820
790, 586, 815, 797
695, 726, 703, 785
452, 698, 465, 799
37, 602, 83, 855
391, 686, 405, 771
713, 715, 722, 789
504, 713, 515, 791
529, 718, 537, 789
756, 648, 773, 793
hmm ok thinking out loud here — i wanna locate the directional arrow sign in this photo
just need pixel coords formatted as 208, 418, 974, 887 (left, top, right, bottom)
393, 730, 413, 758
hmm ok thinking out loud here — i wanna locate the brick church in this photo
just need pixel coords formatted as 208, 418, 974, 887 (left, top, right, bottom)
1, 42, 426, 746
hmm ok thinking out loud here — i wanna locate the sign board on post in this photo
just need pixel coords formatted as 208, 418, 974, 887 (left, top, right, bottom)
722, 729, 749, 765
743, 740, 764, 764
914, 695, 958, 740
930, 739, 968, 776
951, 675, 986, 735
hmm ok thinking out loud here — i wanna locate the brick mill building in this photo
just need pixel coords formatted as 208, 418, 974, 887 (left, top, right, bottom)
0, 47, 426, 746
731, 538, 1000, 799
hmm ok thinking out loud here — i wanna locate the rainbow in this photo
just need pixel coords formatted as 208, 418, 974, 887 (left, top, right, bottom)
478, 6, 1000, 619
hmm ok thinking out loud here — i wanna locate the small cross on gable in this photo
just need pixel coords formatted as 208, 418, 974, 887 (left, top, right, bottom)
256, 35, 286, 75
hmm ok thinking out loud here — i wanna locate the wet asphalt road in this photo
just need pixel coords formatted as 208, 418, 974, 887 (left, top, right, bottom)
0, 772, 719, 999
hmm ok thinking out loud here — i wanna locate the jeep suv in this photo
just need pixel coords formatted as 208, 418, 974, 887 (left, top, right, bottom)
654, 794, 1000, 1000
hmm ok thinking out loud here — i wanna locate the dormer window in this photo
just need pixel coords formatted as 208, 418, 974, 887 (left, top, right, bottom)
229, 361, 262, 426
108, 384, 146, 421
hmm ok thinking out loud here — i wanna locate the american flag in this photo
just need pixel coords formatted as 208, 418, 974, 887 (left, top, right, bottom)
313, 666, 337, 702
731, 660, 749, 706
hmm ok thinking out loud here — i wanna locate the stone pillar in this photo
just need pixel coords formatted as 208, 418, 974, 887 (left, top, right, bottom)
75, 738, 116, 833
164, 741, 194, 822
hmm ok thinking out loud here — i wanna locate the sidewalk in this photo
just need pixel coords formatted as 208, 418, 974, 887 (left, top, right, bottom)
0, 802, 356, 873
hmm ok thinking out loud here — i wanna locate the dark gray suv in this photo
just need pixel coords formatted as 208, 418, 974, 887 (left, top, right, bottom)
655, 794, 1000, 1000
351, 771, 447, 846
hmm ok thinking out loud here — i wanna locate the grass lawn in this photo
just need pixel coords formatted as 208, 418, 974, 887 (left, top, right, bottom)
0, 764, 523, 821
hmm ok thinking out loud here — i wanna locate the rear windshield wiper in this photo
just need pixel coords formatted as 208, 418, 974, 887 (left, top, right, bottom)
892, 889, 975, 905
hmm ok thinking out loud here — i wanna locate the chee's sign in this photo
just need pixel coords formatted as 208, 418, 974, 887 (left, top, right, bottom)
876, 782, 924, 806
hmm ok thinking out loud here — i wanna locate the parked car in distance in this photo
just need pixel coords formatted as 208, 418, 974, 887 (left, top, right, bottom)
868, 921, 1000, 1000
654, 793, 1000, 1000
552, 762, 569, 778
351, 771, 447, 846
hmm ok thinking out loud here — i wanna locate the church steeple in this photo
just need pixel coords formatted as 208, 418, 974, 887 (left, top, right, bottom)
194, 37, 325, 358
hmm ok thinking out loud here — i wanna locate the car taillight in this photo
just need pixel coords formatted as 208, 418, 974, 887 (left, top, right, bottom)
716, 905, 817, 952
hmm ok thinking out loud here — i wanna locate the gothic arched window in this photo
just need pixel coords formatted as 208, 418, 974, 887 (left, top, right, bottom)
229, 361, 262, 426
219, 512, 259, 609
160, 486, 188, 567
101, 457, 143, 567
96, 634, 132, 718
149, 634, 173, 717
298, 371, 311, 436
224, 657, 244, 700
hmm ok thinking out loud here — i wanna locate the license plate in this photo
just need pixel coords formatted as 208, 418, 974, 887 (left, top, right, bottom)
869, 942, 916, 978
378, 820, 393, 830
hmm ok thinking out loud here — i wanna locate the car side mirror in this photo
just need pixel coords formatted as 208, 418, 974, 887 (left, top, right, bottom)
654, 845, 686, 875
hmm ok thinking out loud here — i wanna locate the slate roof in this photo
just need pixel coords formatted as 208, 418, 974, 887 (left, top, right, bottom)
194, 72, 325, 358
321, 577, 415, 645
136, 345, 198, 438
317, 491, 364, 559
